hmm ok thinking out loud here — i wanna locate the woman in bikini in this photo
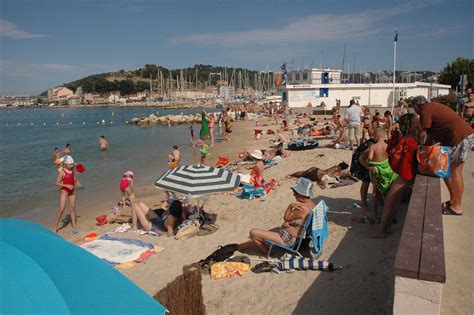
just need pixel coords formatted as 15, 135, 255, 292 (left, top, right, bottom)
130, 200, 187, 236
205, 112, 216, 147
54, 155, 81, 232
238, 178, 314, 255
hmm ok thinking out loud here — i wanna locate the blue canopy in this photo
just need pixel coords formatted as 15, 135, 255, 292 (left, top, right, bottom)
0, 219, 166, 315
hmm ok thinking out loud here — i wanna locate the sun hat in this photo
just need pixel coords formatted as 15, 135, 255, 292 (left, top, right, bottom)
60, 155, 74, 165
291, 177, 315, 198
250, 149, 263, 160
409, 96, 427, 108
124, 170, 134, 177
200, 144, 210, 155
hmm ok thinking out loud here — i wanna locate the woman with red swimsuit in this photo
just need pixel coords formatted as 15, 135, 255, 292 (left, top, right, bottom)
54, 155, 81, 233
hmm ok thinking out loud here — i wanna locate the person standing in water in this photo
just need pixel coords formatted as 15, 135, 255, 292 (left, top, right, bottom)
62, 143, 72, 155
54, 155, 81, 233
168, 145, 181, 169
53, 147, 62, 169
99, 136, 109, 150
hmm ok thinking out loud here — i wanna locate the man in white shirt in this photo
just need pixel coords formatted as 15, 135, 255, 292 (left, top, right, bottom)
344, 99, 363, 149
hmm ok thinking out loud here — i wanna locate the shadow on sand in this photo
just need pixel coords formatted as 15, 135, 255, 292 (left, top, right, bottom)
291, 195, 407, 314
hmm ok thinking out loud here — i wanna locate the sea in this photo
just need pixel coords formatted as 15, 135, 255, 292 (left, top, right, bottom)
0, 106, 218, 224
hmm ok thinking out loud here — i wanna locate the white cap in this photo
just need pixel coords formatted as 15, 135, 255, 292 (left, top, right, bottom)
60, 155, 74, 165
250, 149, 264, 160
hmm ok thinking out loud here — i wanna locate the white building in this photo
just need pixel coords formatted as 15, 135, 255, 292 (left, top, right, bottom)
278, 68, 450, 108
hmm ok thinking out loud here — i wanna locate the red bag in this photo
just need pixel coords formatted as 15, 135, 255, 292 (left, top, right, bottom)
76, 163, 86, 173
95, 215, 108, 226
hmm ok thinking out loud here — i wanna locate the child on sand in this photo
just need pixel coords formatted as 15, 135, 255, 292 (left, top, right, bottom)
54, 155, 81, 233
119, 171, 135, 207
200, 144, 210, 166
359, 127, 398, 221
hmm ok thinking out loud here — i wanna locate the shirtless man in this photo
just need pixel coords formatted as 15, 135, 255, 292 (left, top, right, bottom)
62, 143, 71, 155
168, 145, 181, 169
99, 136, 108, 150
287, 162, 350, 188
53, 147, 62, 168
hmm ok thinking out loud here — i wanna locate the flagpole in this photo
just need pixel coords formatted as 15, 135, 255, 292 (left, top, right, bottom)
392, 27, 398, 110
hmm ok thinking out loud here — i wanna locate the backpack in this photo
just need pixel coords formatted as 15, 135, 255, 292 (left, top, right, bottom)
198, 244, 239, 269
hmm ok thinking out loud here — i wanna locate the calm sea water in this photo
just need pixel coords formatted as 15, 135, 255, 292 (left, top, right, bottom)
0, 106, 216, 222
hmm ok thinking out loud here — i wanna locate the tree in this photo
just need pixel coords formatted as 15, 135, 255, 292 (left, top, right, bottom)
438, 57, 474, 90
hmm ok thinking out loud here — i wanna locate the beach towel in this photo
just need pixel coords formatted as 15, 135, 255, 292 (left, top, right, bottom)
312, 200, 329, 255
367, 158, 398, 194
213, 156, 230, 168
200, 111, 210, 140
210, 261, 250, 280
278, 258, 339, 271
80, 235, 161, 268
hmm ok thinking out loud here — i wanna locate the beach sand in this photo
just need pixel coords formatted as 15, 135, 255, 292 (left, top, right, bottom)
59, 118, 405, 314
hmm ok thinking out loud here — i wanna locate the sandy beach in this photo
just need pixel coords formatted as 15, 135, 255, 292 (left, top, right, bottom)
53, 116, 412, 314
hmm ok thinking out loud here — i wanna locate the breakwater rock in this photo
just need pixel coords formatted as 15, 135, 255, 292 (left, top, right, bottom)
129, 113, 203, 126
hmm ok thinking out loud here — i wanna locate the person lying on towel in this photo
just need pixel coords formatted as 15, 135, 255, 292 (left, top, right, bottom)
130, 200, 188, 236
287, 162, 349, 188
237, 178, 315, 255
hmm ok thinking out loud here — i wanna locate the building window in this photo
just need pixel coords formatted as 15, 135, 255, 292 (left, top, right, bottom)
303, 73, 308, 80
320, 88, 329, 97
295, 73, 300, 81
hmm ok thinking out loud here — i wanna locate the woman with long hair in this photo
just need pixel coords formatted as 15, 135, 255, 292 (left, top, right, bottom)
370, 113, 422, 238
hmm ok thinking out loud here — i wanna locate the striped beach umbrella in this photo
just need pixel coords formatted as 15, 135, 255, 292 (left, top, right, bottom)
155, 164, 240, 197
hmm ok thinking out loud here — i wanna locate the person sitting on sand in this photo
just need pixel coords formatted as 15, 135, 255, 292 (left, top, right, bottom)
99, 135, 108, 150
130, 200, 188, 236
168, 145, 181, 169
267, 142, 291, 160
281, 120, 291, 131
275, 129, 291, 143
237, 178, 314, 255
287, 162, 349, 188
359, 127, 398, 221
250, 149, 265, 187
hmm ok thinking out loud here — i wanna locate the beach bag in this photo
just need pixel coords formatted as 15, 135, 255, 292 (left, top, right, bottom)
417, 145, 452, 178
240, 185, 265, 199
210, 261, 250, 280
175, 217, 201, 240
96, 215, 108, 226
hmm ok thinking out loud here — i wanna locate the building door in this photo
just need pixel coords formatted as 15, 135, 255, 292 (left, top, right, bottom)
322, 72, 329, 84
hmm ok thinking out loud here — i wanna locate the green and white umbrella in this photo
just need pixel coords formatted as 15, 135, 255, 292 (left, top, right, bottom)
155, 165, 240, 197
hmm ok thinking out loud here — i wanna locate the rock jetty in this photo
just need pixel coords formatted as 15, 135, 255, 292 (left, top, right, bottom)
129, 113, 202, 126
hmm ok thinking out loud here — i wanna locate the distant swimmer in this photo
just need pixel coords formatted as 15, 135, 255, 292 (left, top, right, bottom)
62, 143, 72, 155
168, 145, 181, 169
53, 147, 62, 168
99, 135, 109, 150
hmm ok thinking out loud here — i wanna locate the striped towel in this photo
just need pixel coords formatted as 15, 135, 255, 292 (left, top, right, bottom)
279, 258, 337, 271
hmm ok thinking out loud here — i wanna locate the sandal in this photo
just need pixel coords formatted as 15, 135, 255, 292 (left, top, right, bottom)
442, 201, 451, 209
442, 206, 463, 216
251, 261, 276, 274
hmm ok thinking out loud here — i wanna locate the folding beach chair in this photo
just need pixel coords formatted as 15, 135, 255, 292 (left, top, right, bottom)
265, 199, 329, 259
265, 210, 314, 259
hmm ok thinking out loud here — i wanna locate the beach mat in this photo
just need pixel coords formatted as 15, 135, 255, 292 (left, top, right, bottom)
80, 235, 162, 268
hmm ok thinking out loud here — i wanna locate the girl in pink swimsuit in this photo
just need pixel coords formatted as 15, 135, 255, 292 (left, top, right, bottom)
54, 155, 81, 233
119, 171, 134, 207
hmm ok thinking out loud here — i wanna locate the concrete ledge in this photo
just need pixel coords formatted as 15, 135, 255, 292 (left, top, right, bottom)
394, 276, 444, 315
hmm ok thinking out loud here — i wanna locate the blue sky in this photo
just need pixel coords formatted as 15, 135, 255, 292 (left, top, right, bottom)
1, 0, 472, 95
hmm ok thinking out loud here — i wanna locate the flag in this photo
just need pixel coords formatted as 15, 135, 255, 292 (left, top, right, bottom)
394, 28, 398, 42
200, 111, 210, 140
281, 63, 287, 85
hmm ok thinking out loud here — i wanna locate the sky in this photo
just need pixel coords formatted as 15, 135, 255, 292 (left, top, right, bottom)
0, 0, 472, 95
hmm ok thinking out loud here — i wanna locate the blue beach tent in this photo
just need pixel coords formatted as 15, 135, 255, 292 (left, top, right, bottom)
0, 219, 166, 315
